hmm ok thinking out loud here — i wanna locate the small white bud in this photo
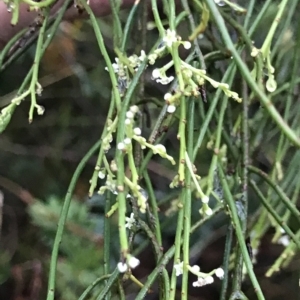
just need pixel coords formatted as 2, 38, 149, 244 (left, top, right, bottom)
124, 138, 131, 145
128, 256, 140, 269
205, 207, 213, 216
126, 111, 134, 119
130, 105, 139, 113
117, 262, 128, 273
205, 276, 214, 284
190, 265, 200, 273
98, 171, 106, 179
202, 195, 209, 204
117, 142, 125, 150
133, 127, 142, 136
183, 41, 191, 49
215, 268, 224, 279
164, 93, 172, 101
167, 105, 176, 113
125, 118, 131, 125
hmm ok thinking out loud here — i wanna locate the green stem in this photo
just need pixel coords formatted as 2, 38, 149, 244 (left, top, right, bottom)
78, 274, 111, 300
250, 180, 300, 248
218, 165, 265, 300
181, 99, 194, 300
46, 139, 101, 300
248, 165, 300, 224
96, 268, 120, 300
80, 0, 121, 111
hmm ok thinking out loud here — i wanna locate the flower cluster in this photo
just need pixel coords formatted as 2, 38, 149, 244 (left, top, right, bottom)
105, 50, 146, 96
147, 29, 242, 104
98, 174, 118, 195
148, 29, 191, 65
173, 262, 224, 288
125, 212, 136, 230
102, 118, 118, 152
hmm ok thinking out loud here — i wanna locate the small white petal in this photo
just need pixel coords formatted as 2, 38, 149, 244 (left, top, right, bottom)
204, 276, 214, 284
117, 262, 128, 273
152, 69, 161, 79
125, 118, 131, 125
128, 256, 140, 269
190, 265, 200, 273
174, 261, 183, 276
156, 76, 174, 85
133, 127, 142, 136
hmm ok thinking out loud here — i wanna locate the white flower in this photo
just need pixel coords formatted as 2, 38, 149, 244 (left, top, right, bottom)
193, 276, 214, 287
152, 68, 161, 79
156, 75, 174, 85
167, 105, 176, 113
278, 235, 290, 246
193, 277, 205, 287
126, 111, 134, 119
215, 268, 224, 279
117, 262, 128, 273
183, 41, 191, 49
124, 138, 131, 145
98, 170, 106, 179
205, 276, 214, 284
133, 127, 142, 136
37, 105, 45, 115
106, 58, 120, 73
128, 256, 140, 269
117, 142, 125, 150
164, 93, 172, 101
163, 29, 178, 47
174, 261, 183, 276
125, 213, 135, 229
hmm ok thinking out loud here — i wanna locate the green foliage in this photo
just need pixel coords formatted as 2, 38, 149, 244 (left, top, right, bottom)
29, 197, 104, 299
